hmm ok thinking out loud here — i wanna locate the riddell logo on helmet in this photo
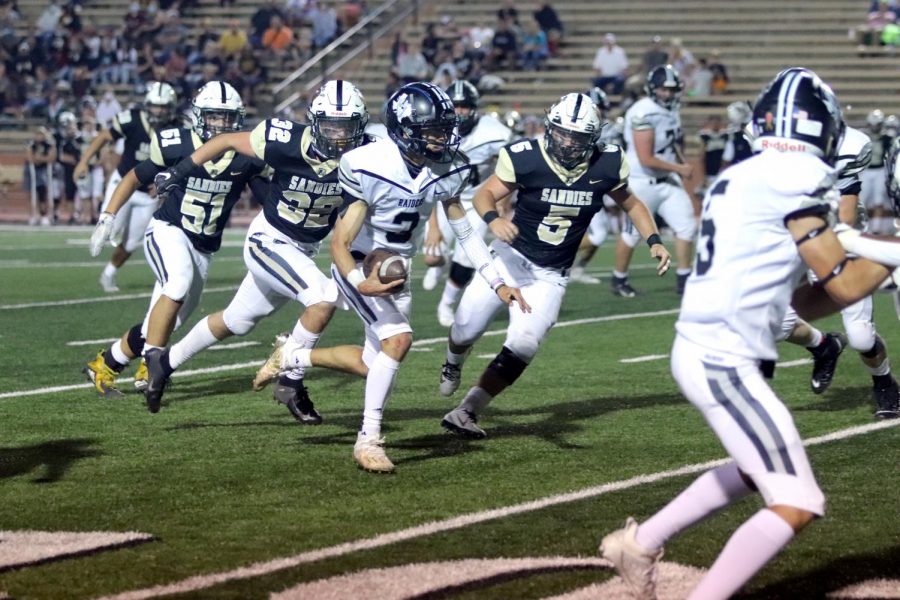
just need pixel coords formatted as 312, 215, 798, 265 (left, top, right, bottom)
759, 138, 810, 152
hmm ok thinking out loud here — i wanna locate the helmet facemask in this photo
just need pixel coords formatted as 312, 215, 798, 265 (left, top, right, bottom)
408, 119, 461, 163
545, 122, 598, 169
146, 103, 176, 129
310, 114, 366, 159
455, 105, 478, 137
196, 108, 244, 140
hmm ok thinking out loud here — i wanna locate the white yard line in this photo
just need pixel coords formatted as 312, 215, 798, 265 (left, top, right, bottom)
66, 339, 259, 350
0, 256, 244, 269
618, 355, 814, 369
66, 338, 119, 347
209, 341, 260, 351
98, 419, 900, 600
0, 286, 237, 311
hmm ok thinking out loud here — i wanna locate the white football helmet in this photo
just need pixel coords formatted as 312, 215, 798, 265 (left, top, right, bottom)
307, 79, 369, 158
192, 81, 245, 140
57, 111, 78, 138
884, 114, 899, 138
144, 81, 178, 129
726, 101, 751, 127
866, 108, 885, 132
544, 93, 604, 168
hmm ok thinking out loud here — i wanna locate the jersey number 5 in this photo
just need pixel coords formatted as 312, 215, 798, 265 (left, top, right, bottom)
538, 205, 579, 246
181, 190, 226, 236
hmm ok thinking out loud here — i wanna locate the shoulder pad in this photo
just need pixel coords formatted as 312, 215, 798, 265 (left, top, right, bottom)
836, 127, 872, 177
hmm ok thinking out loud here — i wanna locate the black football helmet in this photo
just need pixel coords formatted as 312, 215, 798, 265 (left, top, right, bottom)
384, 82, 460, 163
750, 67, 845, 165
445, 80, 480, 137
645, 65, 683, 110
588, 86, 611, 119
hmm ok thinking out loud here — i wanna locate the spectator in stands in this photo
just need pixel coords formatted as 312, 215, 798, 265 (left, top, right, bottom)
592, 33, 628, 95
498, 0, 519, 25
686, 57, 712, 97
219, 19, 248, 58
36, 0, 62, 43
466, 21, 494, 60
95, 88, 121, 127
194, 17, 219, 52
338, 0, 364, 31
435, 14, 462, 50
420, 23, 440, 65
668, 37, 695, 75
262, 14, 294, 64
520, 17, 548, 70
123, 3, 144, 45
284, 0, 310, 27
251, 0, 284, 47
309, 0, 338, 49
709, 50, 729, 94
158, 13, 188, 52
864, 0, 898, 49
533, 1, 562, 56
236, 46, 265, 104
448, 39, 477, 80
393, 39, 429, 84
642, 35, 667, 74
487, 16, 518, 70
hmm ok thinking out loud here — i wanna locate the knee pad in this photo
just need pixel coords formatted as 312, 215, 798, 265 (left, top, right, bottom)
860, 335, 884, 359
777, 310, 798, 343
222, 305, 259, 336
505, 325, 543, 362
620, 226, 641, 248
449, 262, 475, 287
160, 270, 193, 303
126, 323, 145, 356
846, 321, 877, 353
487, 345, 529, 385
675, 219, 698, 242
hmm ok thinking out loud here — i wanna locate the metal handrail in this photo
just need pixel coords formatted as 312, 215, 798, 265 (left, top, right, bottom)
271, 0, 411, 101
274, 1, 418, 114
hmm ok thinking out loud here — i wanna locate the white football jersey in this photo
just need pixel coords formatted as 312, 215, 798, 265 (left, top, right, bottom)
459, 114, 513, 205
835, 126, 872, 195
338, 137, 471, 257
624, 97, 682, 179
676, 149, 837, 361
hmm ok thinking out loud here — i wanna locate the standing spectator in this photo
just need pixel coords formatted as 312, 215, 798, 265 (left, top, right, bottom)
309, 0, 338, 49
95, 87, 121, 127
219, 19, 248, 57
533, 1, 563, 56
642, 35, 667, 74
497, 0, 519, 25
686, 57, 712, 97
520, 17, 548, 70
592, 33, 628, 95
392, 39, 429, 84
667, 37, 695, 75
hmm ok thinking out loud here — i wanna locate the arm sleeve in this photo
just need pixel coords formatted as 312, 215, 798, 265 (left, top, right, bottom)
134, 158, 164, 186
449, 214, 504, 290
494, 148, 516, 184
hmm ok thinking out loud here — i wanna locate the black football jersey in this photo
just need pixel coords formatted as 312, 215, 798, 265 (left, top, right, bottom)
496, 139, 629, 270
150, 126, 266, 253
249, 119, 357, 244
110, 109, 154, 191
728, 129, 753, 165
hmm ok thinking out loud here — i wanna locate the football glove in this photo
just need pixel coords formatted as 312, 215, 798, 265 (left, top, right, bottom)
90, 212, 115, 257
154, 156, 197, 201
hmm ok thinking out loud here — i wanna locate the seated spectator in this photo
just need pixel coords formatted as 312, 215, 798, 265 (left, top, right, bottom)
123, 3, 144, 45
642, 35, 667, 74
520, 17, 548, 70
708, 50, 728, 94
262, 15, 294, 55
95, 87, 121, 127
668, 37, 695, 75
393, 39, 429, 84
420, 23, 440, 66
497, 0, 519, 26
237, 47, 266, 103
251, 0, 284, 47
284, 0, 310, 27
686, 58, 712, 97
338, 0, 364, 31
219, 19, 248, 57
466, 22, 494, 60
487, 16, 518, 70
448, 40, 477, 80
592, 33, 628, 95
195, 17, 219, 52
533, 1, 563, 56
308, 0, 338, 49
434, 14, 462, 51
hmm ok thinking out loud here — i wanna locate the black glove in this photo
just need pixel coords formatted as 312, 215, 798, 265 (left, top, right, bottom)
154, 156, 197, 200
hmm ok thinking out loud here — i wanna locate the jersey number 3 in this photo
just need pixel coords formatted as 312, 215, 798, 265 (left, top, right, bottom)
695, 179, 728, 275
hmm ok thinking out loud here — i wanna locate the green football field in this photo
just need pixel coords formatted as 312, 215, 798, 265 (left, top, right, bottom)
0, 227, 898, 600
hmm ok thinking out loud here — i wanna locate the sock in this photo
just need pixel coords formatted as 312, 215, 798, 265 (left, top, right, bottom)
360, 352, 400, 438
278, 373, 304, 387
688, 509, 795, 600
168, 316, 218, 370
804, 329, 825, 350
868, 358, 891, 378
142, 343, 163, 356
676, 267, 692, 277
445, 345, 470, 366
106, 341, 129, 372
103, 263, 118, 278
612, 270, 628, 280
636, 463, 753, 551
439, 280, 462, 308
574, 256, 588, 269
460, 386, 493, 415
287, 348, 312, 370
109, 340, 131, 369
289, 321, 320, 379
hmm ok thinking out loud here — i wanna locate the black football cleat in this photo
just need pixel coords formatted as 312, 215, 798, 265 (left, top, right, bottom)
873, 377, 900, 420
808, 332, 847, 395
610, 277, 638, 298
274, 378, 323, 425
143, 348, 173, 414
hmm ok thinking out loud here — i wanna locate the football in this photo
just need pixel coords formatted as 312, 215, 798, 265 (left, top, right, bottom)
362, 248, 409, 285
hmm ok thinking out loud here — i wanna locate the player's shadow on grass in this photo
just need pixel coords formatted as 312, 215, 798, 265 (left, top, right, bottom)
740, 543, 900, 599
0, 438, 102, 484
161, 370, 361, 405
795, 385, 875, 413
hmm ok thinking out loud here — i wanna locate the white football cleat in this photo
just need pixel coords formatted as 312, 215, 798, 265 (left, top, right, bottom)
600, 517, 664, 600
439, 361, 462, 396
99, 271, 120, 293
353, 434, 395, 473
570, 265, 601, 284
441, 407, 486, 439
437, 302, 455, 328
252, 333, 296, 391
423, 265, 444, 291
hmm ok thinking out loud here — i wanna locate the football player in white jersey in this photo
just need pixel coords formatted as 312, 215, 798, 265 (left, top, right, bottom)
438, 93, 670, 440
600, 69, 894, 600
778, 126, 900, 419
421, 80, 514, 326
253, 82, 528, 473
860, 109, 894, 233
132, 80, 372, 422
612, 65, 696, 297
76, 82, 180, 293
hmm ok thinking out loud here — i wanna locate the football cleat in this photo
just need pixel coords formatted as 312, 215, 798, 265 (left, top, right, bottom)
353, 434, 395, 473
570, 265, 601, 284
441, 408, 486, 439
133, 359, 149, 391
143, 348, 172, 414
423, 265, 444, 291
610, 278, 637, 298
600, 517, 664, 600
83, 350, 124, 398
809, 332, 847, 394
274, 379, 323, 425
99, 271, 120, 293
873, 377, 900, 419
439, 361, 462, 396
252, 333, 295, 391
437, 302, 455, 328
